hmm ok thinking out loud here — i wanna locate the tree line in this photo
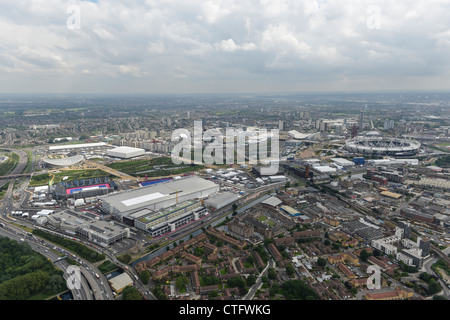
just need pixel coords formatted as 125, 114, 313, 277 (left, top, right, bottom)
33, 229, 105, 263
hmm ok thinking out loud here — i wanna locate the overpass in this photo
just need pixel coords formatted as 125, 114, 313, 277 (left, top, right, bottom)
432, 245, 450, 266
0, 173, 33, 179
84, 160, 136, 181
54, 256, 68, 263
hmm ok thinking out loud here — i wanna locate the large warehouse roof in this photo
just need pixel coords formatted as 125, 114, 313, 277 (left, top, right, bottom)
261, 196, 282, 207
100, 176, 219, 215
48, 142, 107, 151
205, 192, 238, 205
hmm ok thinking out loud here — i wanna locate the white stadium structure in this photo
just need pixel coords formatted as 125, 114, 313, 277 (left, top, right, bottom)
42, 154, 84, 167
345, 136, 421, 156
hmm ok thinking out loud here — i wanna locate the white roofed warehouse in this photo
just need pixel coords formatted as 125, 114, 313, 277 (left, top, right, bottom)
108, 273, 134, 294
99, 176, 219, 221
204, 192, 239, 211
106, 146, 145, 159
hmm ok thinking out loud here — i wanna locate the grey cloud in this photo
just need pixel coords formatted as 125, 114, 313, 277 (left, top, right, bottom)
0, 0, 449, 93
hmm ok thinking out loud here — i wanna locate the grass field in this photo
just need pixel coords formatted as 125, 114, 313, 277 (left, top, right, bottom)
0, 152, 19, 176
107, 156, 204, 177
29, 169, 111, 187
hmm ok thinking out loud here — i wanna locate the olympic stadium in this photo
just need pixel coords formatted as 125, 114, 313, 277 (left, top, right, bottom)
345, 136, 421, 156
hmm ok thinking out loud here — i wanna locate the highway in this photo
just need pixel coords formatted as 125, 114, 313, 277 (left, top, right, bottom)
0, 224, 92, 300
422, 255, 450, 299
0, 223, 115, 300
0, 149, 28, 189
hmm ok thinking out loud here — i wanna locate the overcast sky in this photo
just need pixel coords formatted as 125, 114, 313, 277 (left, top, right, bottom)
1, 0, 450, 94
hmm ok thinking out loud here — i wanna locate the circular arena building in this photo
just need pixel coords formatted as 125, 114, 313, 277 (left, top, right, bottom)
345, 136, 421, 156
42, 154, 84, 167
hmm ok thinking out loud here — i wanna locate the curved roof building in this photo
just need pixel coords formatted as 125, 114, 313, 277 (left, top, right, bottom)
43, 154, 84, 167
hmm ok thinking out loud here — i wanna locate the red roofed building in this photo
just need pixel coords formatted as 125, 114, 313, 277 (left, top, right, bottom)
364, 287, 414, 300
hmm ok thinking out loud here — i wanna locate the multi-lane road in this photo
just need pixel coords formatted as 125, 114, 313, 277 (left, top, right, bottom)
0, 148, 117, 300
0, 223, 114, 300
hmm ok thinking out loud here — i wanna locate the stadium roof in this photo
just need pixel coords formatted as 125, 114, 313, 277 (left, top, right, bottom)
42, 154, 84, 166
288, 130, 320, 140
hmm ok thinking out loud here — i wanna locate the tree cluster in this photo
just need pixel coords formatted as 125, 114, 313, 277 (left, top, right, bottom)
0, 237, 67, 300
32, 229, 105, 263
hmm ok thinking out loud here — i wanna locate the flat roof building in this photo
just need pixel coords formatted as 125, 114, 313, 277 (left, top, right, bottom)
204, 192, 239, 211
48, 142, 108, 152
108, 273, 134, 294
330, 158, 355, 167
100, 176, 219, 220
134, 200, 210, 238
106, 146, 145, 159
45, 210, 130, 247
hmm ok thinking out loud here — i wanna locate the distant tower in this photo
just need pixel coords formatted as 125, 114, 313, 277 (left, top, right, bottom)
351, 124, 359, 138
359, 111, 364, 131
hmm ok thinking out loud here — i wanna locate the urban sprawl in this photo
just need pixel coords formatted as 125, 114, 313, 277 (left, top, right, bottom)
0, 93, 449, 301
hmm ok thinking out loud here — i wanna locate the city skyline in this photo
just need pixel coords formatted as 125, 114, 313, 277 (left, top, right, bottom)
1, 0, 450, 94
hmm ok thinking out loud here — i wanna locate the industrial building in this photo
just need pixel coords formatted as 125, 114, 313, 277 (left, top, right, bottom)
204, 192, 239, 211
342, 218, 385, 242
312, 166, 337, 174
52, 177, 118, 200
133, 200, 209, 237
106, 146, 145, 159
268, 175, 287, 183
108, 273, 134, 294
99, 176, 219, 221
330, 158, 355, 167
48, 142, 109, 153
44, 210, 130, 247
